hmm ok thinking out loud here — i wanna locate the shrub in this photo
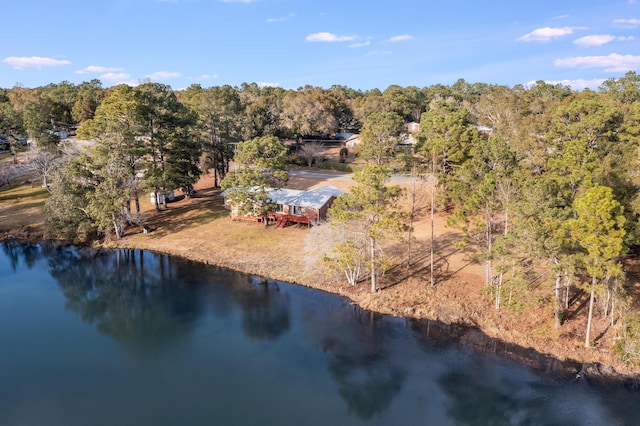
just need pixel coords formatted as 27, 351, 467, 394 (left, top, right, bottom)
319, 161, 353, 173
287, 153, 307, 166
614, 315, 640, 365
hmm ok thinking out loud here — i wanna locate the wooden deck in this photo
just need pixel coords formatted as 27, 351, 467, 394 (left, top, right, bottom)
275, 214, 313, 228
230, 214, 262, 223
230, 213, 314, 228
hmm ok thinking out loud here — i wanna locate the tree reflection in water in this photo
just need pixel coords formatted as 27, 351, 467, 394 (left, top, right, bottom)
304, 305, 406, 420
2, 239, 42, 272
47, 248, 202, 356
233, 277, 291, 340
44, 247, 292, 353
439, 366, 551, 426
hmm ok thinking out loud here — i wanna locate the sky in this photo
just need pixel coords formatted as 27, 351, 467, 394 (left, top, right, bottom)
2, 0, 639, 91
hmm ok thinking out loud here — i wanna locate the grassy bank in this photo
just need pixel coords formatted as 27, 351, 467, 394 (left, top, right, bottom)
0, 181, 48, 238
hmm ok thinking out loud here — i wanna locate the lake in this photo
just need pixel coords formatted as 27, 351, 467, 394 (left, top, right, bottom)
1, 241, 638, 425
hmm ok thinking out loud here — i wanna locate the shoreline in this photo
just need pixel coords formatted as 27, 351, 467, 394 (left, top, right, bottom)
111, 238, 640, 388
5, 232, 640, 389
0, 190, 640, 384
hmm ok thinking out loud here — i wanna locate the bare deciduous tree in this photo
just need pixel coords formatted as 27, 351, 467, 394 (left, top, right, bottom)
299, 142, 325, 168
0, 162, 21, 188
27, 148, 64, 192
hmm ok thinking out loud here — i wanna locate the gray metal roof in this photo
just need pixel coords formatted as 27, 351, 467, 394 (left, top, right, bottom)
269, 185, 344, 209
223, 185, 344, 209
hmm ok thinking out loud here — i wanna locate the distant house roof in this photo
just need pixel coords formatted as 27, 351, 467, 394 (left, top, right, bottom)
333, 132, 357, 141
397, 135, 417, 145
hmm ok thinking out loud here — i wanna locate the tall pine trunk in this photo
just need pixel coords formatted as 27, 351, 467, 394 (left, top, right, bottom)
430, 179, 435, 287
430, 153, 436, 287
370, 236, 376, 293
554, 273, 562, 328
585, 277, 596, 348
112, 212, 122, 239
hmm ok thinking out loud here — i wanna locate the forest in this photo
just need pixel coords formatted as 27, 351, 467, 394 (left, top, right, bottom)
1, 73, 640, 364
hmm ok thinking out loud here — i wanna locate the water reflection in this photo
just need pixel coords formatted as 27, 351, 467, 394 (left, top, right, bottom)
47, 248, 201, 355
2, 239, 42, 271
1, 243, 639, 426
304, 306, 406, 420
43, 247, 292, 354
328, 347, 405, 420
234, 278, 291, 340
439, 365, 550, 425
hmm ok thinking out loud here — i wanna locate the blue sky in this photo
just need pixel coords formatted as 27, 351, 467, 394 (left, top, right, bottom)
2, 0, 639, 91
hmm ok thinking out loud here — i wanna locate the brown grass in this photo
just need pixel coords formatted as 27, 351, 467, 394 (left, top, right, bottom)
0, 181, 48, 235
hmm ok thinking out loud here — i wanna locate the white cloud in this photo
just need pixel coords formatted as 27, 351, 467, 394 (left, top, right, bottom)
99, 73, 140, 86
349, 41, 371, 48
257, 82, 279, 88
573, 34, 615, 47
145, 71, 181, 80
517, 27, 579, 42
573, 34, 634, 47
3, 56, 71, 69
194, 74, 219, 80
388, 35, 413, 42
527, 78, 606, 90
76, 65, 123, 74
266, 13, 293, 23
555, 53, 640, 72
305, 32, 358, 42
100, 72, 132, 81
613, 18, 640, 26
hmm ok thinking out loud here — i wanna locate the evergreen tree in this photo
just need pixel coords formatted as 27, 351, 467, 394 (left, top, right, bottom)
568, 185, 626, 348
221, 135, 288, 225
326, 165, 407, 292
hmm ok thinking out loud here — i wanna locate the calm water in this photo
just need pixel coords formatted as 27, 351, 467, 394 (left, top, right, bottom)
1, 242, 638, 426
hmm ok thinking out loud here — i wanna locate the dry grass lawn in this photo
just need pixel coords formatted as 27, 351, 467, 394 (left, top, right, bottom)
0, 182, 48, 235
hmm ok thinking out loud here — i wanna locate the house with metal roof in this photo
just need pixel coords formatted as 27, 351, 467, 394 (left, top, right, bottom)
223, 185, 344, 227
